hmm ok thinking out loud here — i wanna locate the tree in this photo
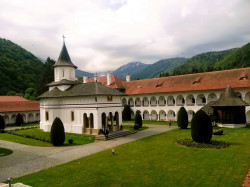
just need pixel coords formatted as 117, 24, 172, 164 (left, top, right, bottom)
0, 115, 5, 130
177, 107, 188, 129
122, 105, 132, 120
24, 87, 37, 100
191, 110, 212, 143
135, 110, 142, 128
16, 113, 24, 126
50, 117, 65, 146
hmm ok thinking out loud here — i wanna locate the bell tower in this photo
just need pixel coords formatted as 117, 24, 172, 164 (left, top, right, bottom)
54, 36, 77, 82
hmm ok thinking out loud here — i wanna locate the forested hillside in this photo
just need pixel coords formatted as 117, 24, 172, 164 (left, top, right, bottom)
0, 38, 50, 98
214, 42, 250, 69
131, 58, 186, 80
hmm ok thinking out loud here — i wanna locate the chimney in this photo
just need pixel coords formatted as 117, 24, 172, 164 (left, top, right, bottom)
83, 76, 88, 83
94, 73, 99, 83
107, 71, 111, 86
126, 74, 131, 82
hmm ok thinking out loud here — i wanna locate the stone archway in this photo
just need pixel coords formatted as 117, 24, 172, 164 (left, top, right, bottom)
246, 110, 250, 123
159, 110, 166, 121
143, 110, 149, 120
151, 110, 157, 120
187, 110, 195, 122
167, 110, 175, 121
101, 113, 106, 129
83, 113, 89, 133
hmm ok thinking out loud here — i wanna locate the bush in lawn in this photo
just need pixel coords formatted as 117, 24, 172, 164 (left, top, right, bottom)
177, 107, 188, 129
0, 115, 5, 130
68, 139, 74, 144
135, 110, 142, 128
191, 110, 212, 143
16, 113, 24, 126
122, 105, 132, 120
50, 117, 65, 146
134, 123, 140, 130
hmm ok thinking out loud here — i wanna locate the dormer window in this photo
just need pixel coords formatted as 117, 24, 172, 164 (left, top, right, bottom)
107, 96, 112, 102
193, 77, 201, 84
239, 72, 248, 80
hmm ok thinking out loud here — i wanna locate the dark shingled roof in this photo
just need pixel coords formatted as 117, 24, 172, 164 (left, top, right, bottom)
38, 82, 125, 99
54, 42, 77, 68
211, 85, 249, 107
47, 79, 81, 86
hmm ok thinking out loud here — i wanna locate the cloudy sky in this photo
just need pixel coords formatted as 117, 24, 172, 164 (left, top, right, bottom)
1, 0, 250, 72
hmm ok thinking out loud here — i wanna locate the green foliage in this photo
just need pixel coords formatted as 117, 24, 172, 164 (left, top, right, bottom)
191, 110, 212, 143
176, 139, 229, 149
36, 57, 55, 96
134, 110, 142, 128
177, 107, 188, 129
0, 38, 44, 95
24, 87, 37, 100
16, 113, 24, 126
170, 49, 236, 76
132, 58, 186, 80
122, 105, 132, 120
214, 42, 250, 69
68, 139, 74, 144
133, 124, 140, 130
0, 115, 5, 130
50, 117, 65, 146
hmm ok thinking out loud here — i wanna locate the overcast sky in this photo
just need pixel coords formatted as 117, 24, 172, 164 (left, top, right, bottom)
1, 0, 250, 73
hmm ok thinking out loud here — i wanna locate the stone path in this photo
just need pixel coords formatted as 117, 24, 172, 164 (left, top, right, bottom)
0, 125, 176, 182
242, 169, 250, 187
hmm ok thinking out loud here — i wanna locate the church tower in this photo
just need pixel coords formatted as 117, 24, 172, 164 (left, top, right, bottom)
54, 39, 77, 82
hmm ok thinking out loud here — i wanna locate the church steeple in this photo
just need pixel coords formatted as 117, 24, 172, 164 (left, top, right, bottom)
54, 38, 77, 82
54, 39, 77, 68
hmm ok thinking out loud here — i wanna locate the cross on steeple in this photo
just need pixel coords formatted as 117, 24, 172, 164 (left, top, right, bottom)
62, 35, 66, 43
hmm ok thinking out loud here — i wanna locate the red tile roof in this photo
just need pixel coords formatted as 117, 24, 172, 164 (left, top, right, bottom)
0, 96, 40, 112
122, 67, 250, 95
0, 96, 28, 102
88, 75, 125, 89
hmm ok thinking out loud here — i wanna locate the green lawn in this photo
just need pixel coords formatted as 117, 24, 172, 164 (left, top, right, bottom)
12, 126, 250, 186
1, 128, 95, 147
123, 125, 149, 132
0, 148, 13, 157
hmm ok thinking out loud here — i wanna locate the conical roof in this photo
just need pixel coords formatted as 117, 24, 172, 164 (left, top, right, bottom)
211, 85, 248, 106
54, 42, 77, 68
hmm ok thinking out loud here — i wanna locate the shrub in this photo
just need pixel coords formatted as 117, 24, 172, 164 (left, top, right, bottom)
135, 110, 142, 128
68, 139, 74, 144
122, 105, 132, 120
134, 124, 140, 129
177, 107, 188, 129
0, 115, 5, 130
16, 113, 24, 126
50, 117, 65, 146
191, 110, 212, 143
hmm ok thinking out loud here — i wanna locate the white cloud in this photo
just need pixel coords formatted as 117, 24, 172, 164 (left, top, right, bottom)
1, 0, 250, 72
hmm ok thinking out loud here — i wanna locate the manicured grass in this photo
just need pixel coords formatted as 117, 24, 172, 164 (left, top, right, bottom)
123, 125, 149, 132
123, 120, 181, 126
0, 148, 13, 157
1, 128, 95, 147
12, 126, 250, 186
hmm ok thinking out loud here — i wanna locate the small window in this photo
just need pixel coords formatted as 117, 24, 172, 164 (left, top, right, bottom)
45, 111, 49, 121
71, 111, 74, 121
107, 96, 112, 102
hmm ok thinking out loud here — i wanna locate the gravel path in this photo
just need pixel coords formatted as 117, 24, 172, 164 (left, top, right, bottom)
0, 125, 176, 182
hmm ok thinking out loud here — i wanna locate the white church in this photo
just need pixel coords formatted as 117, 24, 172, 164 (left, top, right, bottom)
38, 42, 125, 135
39, 41, 250, 134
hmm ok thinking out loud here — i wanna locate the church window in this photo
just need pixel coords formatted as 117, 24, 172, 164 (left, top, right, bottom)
45, 111, 49, 121
71, 111, 74, 121
107, 96, 112, 102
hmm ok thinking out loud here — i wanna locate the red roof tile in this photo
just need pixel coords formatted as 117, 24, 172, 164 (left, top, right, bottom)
122, 68, 250, 95
0, 96, 28, 102
0, 99, 40, 113
88, 75, 125, 89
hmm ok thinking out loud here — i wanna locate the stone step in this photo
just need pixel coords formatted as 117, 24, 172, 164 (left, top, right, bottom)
95, 130, 136, 141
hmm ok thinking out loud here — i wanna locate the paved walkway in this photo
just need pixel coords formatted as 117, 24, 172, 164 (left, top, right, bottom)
0, 125, 176, 182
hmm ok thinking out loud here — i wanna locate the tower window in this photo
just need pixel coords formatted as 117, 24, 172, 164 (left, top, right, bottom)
107, 96, 112, 102
45, 111, 49, 121
71, 111, 74, 121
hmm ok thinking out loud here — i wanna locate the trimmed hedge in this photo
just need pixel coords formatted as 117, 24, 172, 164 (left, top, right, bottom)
0, 115, 5, 130
133, 124, 140, 130
50, 117, 65, 146
177, 107, 188, 129
122, 105, 132, 120
191, 110, 212, 143
135, 110, 142, 128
